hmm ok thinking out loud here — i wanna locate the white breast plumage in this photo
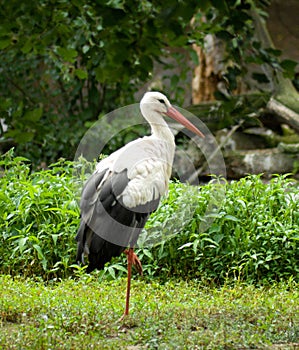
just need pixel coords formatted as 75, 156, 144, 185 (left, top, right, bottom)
112, 136, 175, 209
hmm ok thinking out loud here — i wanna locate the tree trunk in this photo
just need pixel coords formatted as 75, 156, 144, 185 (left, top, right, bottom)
251, 8, 299, 131
192, 7, 299, 131
192, 35, 224, 103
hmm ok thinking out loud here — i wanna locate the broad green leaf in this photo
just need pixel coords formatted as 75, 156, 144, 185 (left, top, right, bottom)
0, 39, 11, 49
252, 72, 270, 84
51, 234, 59, 245
111, 264, 127, 273
281, 59, 298, 79
21, 39, 33, 54
56, 47, 78, 62
142, 249, 153, 259
107, 266, 116, 279
106, 0, 125, 10
23, 107, 43, 122
189, 49, 199, 65
14, 156, 30, 162
224, 215, 240, 222
33, 244, 45, 260
75, 69, 88, 79
18, 237, 28, 253
15, 131, 35, 143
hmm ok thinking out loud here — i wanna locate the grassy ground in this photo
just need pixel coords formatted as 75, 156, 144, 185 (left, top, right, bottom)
0, 275, 299, 349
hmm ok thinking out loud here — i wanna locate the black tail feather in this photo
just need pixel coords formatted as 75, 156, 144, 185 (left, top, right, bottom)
86, 233, 125, 272
76, 222, 125, 273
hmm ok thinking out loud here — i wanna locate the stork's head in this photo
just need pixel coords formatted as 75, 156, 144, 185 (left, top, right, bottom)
140, 91, 204, 138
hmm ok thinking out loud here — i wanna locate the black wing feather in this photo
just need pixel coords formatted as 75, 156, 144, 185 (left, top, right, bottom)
76, 168, 160, 272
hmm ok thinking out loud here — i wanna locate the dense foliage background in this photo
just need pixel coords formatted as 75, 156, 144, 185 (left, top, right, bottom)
0, 0, 297, 164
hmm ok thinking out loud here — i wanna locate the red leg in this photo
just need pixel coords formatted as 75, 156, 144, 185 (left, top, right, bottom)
118, 247, 143, 321
124, 247, 133, 317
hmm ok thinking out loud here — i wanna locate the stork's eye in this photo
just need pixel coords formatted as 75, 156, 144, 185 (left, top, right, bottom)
158, 99, 166, 104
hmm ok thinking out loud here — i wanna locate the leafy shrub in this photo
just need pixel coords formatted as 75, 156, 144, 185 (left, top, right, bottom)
141, 175, 299, 283
0, 0, 203, 164
0, 150, 80, 279
1, 152, 298, 283
1, 1, 297, 165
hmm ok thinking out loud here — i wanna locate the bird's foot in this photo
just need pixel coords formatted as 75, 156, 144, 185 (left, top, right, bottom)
124, 249, 143, 276
117, 313, 127, 322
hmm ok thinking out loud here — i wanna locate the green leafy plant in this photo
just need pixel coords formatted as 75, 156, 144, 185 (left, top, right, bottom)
1, 152, 298, 283
0, 150, 80, 279
1, 0, 297, 164
140, 174, 299, 283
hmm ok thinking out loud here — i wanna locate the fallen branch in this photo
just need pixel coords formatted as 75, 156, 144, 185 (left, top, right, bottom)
267, 98, 299, 132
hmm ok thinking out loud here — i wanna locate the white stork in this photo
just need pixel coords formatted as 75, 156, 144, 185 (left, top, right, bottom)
76, 91, 204, 318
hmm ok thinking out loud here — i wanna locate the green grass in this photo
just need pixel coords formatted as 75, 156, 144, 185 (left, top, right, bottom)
1, 153, 299, 348
1, 275, 299, 349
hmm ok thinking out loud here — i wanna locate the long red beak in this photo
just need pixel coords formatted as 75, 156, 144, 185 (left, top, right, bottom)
166, 106, 205, 138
